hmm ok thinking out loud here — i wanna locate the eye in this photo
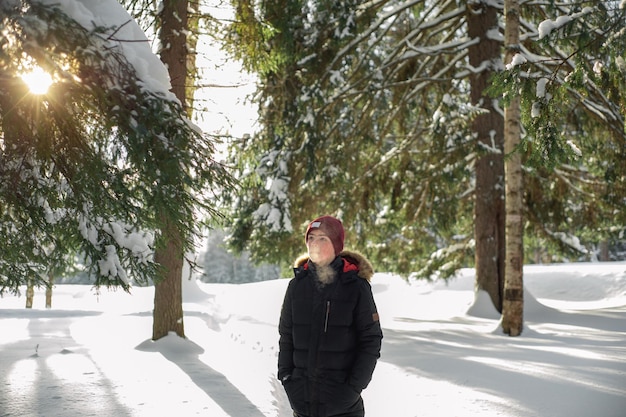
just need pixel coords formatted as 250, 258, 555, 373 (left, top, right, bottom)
307, 234, 328, 243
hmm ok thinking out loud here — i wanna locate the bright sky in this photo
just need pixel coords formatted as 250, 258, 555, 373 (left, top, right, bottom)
194, 2, 258, 139
193, 35, 258, 139
20, 66, 54, 94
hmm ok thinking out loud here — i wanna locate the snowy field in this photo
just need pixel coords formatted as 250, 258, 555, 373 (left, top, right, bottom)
1, 262, 625, 417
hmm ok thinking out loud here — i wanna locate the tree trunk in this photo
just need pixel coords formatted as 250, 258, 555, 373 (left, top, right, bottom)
152, 0, 191, 341
153, 219, 185, 340
599, 240, 609, 261
45, 273, 54, 309
502, 0, 524, 336
25, 279, 34, 309
467, 1, 505, 312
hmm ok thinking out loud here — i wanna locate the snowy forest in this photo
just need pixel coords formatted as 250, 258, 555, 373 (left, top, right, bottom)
1, 0, 625, 340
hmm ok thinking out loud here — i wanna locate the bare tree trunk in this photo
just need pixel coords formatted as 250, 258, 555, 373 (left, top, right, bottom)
26, 279, 34, 309
502, 0, 524, 336
153, 220, 185, 340
599, 240, 609, 261
467, 1, 505, 312
152, 0, 191, 341
45, 273, 54, 309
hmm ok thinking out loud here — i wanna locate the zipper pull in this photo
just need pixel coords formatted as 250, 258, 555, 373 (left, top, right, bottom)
324, 301, 330, 332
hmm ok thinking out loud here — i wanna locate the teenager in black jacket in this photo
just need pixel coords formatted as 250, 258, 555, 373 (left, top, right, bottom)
278, 215, 383, 417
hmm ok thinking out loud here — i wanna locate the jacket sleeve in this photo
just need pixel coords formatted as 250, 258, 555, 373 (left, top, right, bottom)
277, 279, 295, 381
349, 279, 383, 391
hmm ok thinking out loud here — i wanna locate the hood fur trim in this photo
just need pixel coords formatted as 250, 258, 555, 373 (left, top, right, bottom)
293, 250, 374, 281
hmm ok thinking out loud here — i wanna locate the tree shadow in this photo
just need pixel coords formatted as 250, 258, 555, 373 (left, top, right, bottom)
135, 336, 267, 417
378, 305, 626, 417
0, 312, 132, 417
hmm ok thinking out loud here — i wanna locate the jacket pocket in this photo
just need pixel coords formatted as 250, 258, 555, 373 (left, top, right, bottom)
320, 374, 362, 415
283, 371, 308, 416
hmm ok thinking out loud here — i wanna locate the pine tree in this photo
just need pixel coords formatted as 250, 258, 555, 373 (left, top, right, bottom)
224, 0, 625, 311
468, 0, 506, 312
0, 0, 232, 311
223, 0, 505, 292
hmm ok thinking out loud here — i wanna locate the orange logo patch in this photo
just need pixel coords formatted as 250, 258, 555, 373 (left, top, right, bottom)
372, 313, 379, 322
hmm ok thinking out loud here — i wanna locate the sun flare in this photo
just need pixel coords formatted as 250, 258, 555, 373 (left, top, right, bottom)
20, 66, 54, 95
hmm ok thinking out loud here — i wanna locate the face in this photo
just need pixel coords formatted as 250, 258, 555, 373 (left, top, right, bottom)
306, 230, 336, 266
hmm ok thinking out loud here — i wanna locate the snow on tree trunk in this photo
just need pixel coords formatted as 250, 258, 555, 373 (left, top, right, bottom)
502, 0, 524, 337
152, 0, 191, 341
467, 1, 505, 312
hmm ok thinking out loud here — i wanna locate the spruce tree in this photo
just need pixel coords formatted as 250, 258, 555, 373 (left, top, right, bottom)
224, 0, 625, 285
0, 1, 231, 302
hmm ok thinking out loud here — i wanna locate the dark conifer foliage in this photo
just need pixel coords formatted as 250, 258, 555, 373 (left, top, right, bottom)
0, 1, 232, 294
223, 0, 626, 277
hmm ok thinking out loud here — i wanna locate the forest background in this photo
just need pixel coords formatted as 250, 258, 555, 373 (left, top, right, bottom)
1, 0, 624, 339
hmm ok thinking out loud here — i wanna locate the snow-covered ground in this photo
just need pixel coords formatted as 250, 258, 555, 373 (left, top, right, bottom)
1, 262, 625, 417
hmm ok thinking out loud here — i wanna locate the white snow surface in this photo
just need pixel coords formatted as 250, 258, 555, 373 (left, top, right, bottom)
1, 262, 625, 416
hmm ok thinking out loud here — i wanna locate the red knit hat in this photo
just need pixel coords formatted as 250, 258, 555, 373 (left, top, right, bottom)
305, 215, 345, 256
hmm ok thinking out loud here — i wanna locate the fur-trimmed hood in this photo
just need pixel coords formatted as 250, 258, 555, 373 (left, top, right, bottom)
293, 250, 374, 282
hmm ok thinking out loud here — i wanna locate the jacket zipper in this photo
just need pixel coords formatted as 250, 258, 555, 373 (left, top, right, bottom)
324, 300, 330, 332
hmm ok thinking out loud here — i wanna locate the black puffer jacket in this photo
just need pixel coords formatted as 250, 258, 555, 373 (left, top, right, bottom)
278, 251, 383, 417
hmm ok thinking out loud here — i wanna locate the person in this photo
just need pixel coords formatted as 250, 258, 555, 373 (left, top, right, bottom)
278, 215, 383, 417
